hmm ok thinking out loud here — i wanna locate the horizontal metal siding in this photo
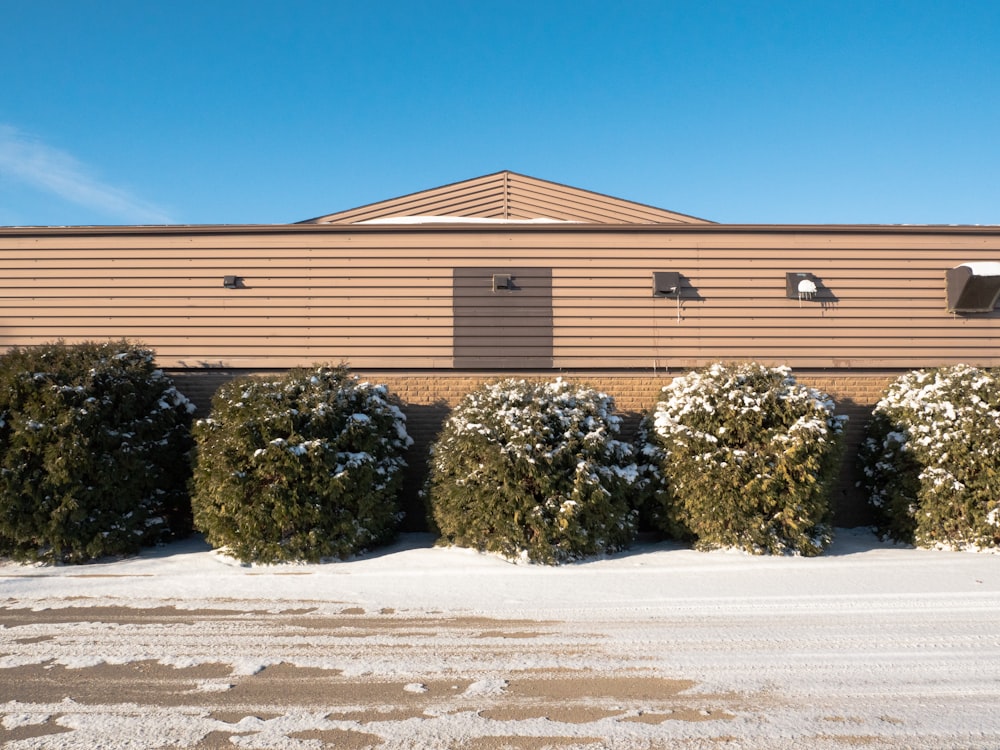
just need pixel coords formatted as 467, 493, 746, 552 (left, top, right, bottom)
453, 267, 553, 368
1, 228, 999, 369
505, 173, 700, 224
0, 239, 454, 368
308, 171, 709, 225
546, 239, 997, 369
310, 173, 508, 223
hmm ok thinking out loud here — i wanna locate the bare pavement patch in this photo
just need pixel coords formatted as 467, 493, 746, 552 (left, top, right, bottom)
1, 529, 999, 749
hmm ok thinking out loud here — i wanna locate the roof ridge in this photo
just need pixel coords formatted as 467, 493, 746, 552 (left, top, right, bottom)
299, 171, 712, 225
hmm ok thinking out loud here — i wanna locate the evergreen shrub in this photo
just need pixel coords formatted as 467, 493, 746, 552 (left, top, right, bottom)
190, 366, 411, 563
859, 364, 1000, 551
639, 362, 846, 555
0, 340, 195, 563
426, 378, 638, 564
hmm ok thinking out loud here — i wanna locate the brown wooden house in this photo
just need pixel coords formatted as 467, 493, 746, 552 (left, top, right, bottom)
4, 170, 1000, 523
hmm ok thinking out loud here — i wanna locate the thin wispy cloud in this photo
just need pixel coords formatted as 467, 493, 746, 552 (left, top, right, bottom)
0, 124, 174, 224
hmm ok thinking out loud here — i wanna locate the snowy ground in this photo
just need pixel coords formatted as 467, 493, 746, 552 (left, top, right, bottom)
2, 528, 999, 749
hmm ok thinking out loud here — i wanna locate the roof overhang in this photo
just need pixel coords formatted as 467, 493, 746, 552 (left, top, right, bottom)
4, 223, 1000, 238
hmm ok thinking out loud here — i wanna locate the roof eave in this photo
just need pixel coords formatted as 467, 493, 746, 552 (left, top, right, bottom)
3, 222, 1000, 237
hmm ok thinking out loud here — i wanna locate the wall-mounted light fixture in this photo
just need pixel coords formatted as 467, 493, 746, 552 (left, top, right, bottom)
492, 273, 514, 292
652, 271, 682, 298
786, 272, 819, 302
223, 275, 243, 289
946, 263, 1000, 313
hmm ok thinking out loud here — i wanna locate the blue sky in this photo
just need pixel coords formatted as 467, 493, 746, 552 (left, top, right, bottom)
2, 1, 999, 226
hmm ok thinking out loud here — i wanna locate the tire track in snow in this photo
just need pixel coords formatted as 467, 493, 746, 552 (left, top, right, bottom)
2, 591, 999, 749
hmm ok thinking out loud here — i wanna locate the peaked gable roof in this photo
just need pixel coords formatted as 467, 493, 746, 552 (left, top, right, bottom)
301, 171, 712, 225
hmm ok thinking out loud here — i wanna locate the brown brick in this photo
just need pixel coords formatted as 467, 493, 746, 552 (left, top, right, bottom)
170, 368, 904, 531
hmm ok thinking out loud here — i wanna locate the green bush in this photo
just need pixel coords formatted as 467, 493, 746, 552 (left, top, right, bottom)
0, 341, 195, 563
859, 364, 1000, 551
190, 366, 411, 563
639, 362, 846, 556
426, 378, 638, 564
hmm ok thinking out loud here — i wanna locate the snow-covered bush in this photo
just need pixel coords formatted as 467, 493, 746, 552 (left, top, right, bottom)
859, 365, 1000, 551
0, 341, 195, 563
190, 366, 412, 563
426, 378, 638, 564
639, 362, 846, 556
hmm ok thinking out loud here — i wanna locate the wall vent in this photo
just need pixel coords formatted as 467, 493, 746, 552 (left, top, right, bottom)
652, 271, 682, 297
946, 263, 1000, 313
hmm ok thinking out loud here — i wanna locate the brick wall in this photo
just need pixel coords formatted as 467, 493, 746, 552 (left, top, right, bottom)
169, 369, 898, 530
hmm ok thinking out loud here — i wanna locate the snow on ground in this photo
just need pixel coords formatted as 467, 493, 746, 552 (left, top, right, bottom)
2, 528, 1000, 749
1, 528, 996, 616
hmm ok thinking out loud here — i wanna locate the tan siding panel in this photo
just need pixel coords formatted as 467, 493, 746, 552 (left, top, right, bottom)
0, 280, 454, 294
2, 239, 996, 259
552, 356, 985, 369
305, 171, 710, 224
0, 257, 982, 273
554, 301, 952, 314
3, 223, 1000, 369
4, 321, 449, 336
308, 173, 508, 223
504, 173, 709, 223
0, 302, 454, 316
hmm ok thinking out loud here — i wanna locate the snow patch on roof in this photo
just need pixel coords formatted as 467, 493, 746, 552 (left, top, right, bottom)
959, 261, 1000, 276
